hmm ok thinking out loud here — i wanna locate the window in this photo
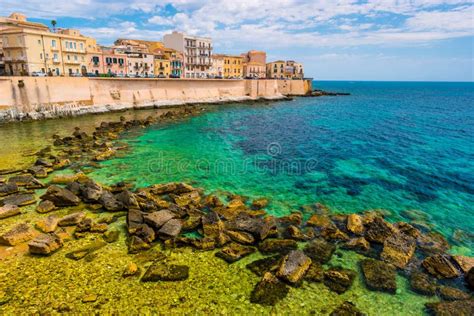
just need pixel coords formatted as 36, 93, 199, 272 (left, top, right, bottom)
67, 55, 70, 61
53, 53, 58, 61
80, 43, 83, 50
40, 53, 43, 60
119, 58, 124, 65
52, 39, 56, 48
73, 42, 77, 49
113, 58, 117, 64
92, 56, 99, 64
74, 55, 78, 61
38, 39, 41, 45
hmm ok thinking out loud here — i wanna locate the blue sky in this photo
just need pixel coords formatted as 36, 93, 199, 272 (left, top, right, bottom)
1, 0, 473, 81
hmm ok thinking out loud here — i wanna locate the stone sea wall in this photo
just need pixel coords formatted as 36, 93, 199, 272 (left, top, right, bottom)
0, 77, 312, 122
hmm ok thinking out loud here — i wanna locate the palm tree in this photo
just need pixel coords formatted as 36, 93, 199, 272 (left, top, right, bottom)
51, 20, 57, 32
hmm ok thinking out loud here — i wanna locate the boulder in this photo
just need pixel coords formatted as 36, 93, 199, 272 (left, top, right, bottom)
278, 212, 303, 226
144, 210, 175, 229
452, 256, 474, 274
303, 238, 336, 264
80, 181, 103, 202
417, 232, 450, 256
0, 223, 35, 246
246, 256, 281, 276
365, 217, 395, 244
150, 182, 194, 195
134, 224, 156, 243
226, 230, 255, 245
127, 209, 144, 234
172, 191, 201, 207
0, 204, 20, 219
361, 259, 397, 294
285, 225, 314, 241
394, 222, 420, 239
28, 233, 63, 255
27, 166, 48, 178
250, 272, 289, 306
410, 271, 437, 296
8, 175, 39, 187
35, 215, 59, 233
304, 263, 325, 283
58, 212, 85, 227
259, 239, 298, 254
276, 250, 312, 284
158, 219, 182, 239
141, 263, 189, 282
425, 300, 474, 316
103, 229, 120, 243
115, 190, 139, 209
323, 267, 356, 294
307, 214, 335, 231
202, 211, 230, 246
41, 185, 80, 207
0, 183, 18, 197
381, 232, 416, 268
422, 255, 460, 279
216, 242, 256, 263
36, 200, 56, 214
330, 301, 365, 316
99, 191, 124, 211
66, 241, 107, 260
128, 235, 150, 254
341, 237, 370, 253
1, 193, 36, 207
438, 286, 471, 301
347, 214, 364, 235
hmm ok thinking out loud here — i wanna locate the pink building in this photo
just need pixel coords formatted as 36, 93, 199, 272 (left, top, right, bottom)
86, 46, 128, 76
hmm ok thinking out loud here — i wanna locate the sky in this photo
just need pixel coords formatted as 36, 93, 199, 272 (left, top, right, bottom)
1, 0, 473, 81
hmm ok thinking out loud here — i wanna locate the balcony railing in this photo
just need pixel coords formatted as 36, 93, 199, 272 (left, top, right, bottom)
3, 56, 27, 62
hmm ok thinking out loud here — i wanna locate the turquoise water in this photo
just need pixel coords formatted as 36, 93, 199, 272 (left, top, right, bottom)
92, 81, 474, 254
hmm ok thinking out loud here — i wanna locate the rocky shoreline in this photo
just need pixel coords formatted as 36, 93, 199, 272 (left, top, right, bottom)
0, 108, 472, 315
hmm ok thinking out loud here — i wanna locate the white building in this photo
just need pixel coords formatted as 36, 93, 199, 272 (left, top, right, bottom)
163, 31, 212, 79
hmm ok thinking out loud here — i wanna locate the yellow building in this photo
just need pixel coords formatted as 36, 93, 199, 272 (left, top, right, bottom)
221, 55, 243, 78
154, 58, 171, 77
266, 60, 304, 79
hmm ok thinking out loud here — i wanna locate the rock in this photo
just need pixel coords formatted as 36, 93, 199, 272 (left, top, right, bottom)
80, 180, 103, 202
36, 200, 57, 214
65, 241, 107, 260
246, 256, 281, 276
82, 294, 97, 303
202, 211, 230, 246
361, 259, 397, 294
0, 223, 35, 246
285, 225, 313, 241
90, 223, 108, 233
99, 191, 124, 211
452, 256, 474, 274
8, 175, 39, 187
342, 237, 370, 253
28, 233, 63, 255
41, 185, 80, 207
276, 250, 312, 284
307, 214, 335, 230
127, 209, 144, 234
0, 204, 20, 219
158, 219, 182, 239
58, 212, 85, 227
251, 198, 268, 209
394, 222, 420, 239
216, 242, 256, 263
0, 183, 18, 197
330, 301, 365, 316
128, 236, 150, 254
144, 210, 176, 229
278, 212, 303, 226
347, 214, 364, 235
250, 272, 289, 306
28, 166, 48, 178
75, 218, 93, 233
466, 267, 474, 290
103, 229, 120, 243
226, 230, 255, 244
134, 224, 155, 243
381, 232, 416, 268
303, 238, 336, 264
35, 158, 53, 167
141, 263, 189, 282
417, 232, 450, 255
115, 190, 139, 209
438, 286, 471, 301
422, 255, 460, 279
259, 239, 298, 254
150, 182, 194, 195
50, 172, 87, 184
365, 217, 395, 244
181, 215, 202, 232
304, 263, 325, 282
1, 193, 36, 207
123, 262, 139, 277
410, 271, 437, 296
36, 215, 59, 233
227, 212, 277, 240
425, 300, 474, 316
323, 267, 356, 294
173, 190, 201, 207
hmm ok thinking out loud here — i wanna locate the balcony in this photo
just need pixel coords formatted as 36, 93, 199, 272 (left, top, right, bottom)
3, 56, 27, 62
53, 59, 61, 64
64, 60, 81, 65
185, 43, 196, 48
2, 43, 26, 49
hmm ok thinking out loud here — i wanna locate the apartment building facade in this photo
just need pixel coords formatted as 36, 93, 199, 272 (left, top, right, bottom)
241, 50, 266, 79
266, 60, 304, 79
163, 31, 213, 79
87, 46, 128, 76
210, 54, 224, 77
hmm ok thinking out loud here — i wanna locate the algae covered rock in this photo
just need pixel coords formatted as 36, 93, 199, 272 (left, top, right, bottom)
276, 250, 312, 284
66, 240, 107, 260
365, 217, 395, 244
103, 229, 120, 243
144, 210, 176, 229
305, 262, 325, 283
259, 238, 298, 254
128, 235, 151, 254
36, 200, 57, 214
410, 271, 437, 296
380, 232, 416, 268
438, 286, 471, 301
361, 259, 397, 294
0, 204, 20, 219
347, 214, 364, 235
226, 230, 255, 245
28, 233, 63, 255
303, 238, 336, 264
246, 256, 281, 276
123, 262, 139, 277
330, 301, 365, 316
36, 215, 59, 233
215, 242, 256, 263
1, 193, 36, 207
452, 255, 474, 274
467, 267, 474, 290
425, 299, 474, 316
158, 218, 182, 239
323, 267, 356, 294
141, 263, 189, 282
250, 272, 289, 306
422, 255, 460, 279
58, 212, 85, 227
0, 182, 19, 197
0, 223, 35, 246
341, 237, 370, 253
41, 185, 80, 206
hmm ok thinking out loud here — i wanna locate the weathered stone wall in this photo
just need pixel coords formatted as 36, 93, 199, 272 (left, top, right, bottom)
0, 77, 312, 122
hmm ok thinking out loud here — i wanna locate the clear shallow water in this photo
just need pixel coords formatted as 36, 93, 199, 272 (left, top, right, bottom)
90, 81, 474, 254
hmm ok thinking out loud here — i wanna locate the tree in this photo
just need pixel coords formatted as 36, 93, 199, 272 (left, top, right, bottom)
51, 20, 57, 32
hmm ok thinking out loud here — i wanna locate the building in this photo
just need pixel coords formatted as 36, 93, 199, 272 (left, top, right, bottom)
266, 60, 304, 79
164, 48, 184, 78
210, 54, 224, 78
222, 54, 243, 78
241, 50, 266, 79
87, 46, 128, 76
163, 31, 213, 79
125, 53, 154, 77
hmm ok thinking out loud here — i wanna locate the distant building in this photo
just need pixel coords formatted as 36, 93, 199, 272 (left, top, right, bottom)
266, 60, 304, 79
241, 50, 266, 78
113, 40, 155, 77
210, 54, 224, 77
87, 46, 128, 76
163, 31, 213, 79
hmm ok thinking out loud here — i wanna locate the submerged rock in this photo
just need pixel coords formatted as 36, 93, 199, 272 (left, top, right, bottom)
251, 198, 268, 209
41, 185, 80, 207
259, 239, 298, 254
365, 217, 395, 244
226, 230, 255, 245
103, 229, 120, 243
99, 191, 124, 211
330, 301, 365, 316
323, 267, 356, 294
128, 235, 151, 254
141, 263, 189, 282
425, 300, 474, 316
452, 256, 474, 274
1, 193, 36, 207
347, 214, 364, 235
276, 250, 312, 284
216, 242, 256, 263
134, 224, 155, 243
65, 241, 107, 260
158, 218, 182, 239
381, 232, 416, 268
305, 262, 325, 283
361, 259, 397, 294
0, 223, 35, 246
250, 272, 289, 306
438, 286, 471, 301
0, 183, 19, 197
123, 262, 139, 277
36, 200, 57, 214
28, 233, 63, 255
144, 210, 176, 229
410, 271, 437, 296
341, 237, 370, 253
422, 255, 460, 279
58, 212, 85, 227
0, 204, 20, 219
303, 238, 336, 264
466, 268, 474, 290
246, 256, 281, 276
